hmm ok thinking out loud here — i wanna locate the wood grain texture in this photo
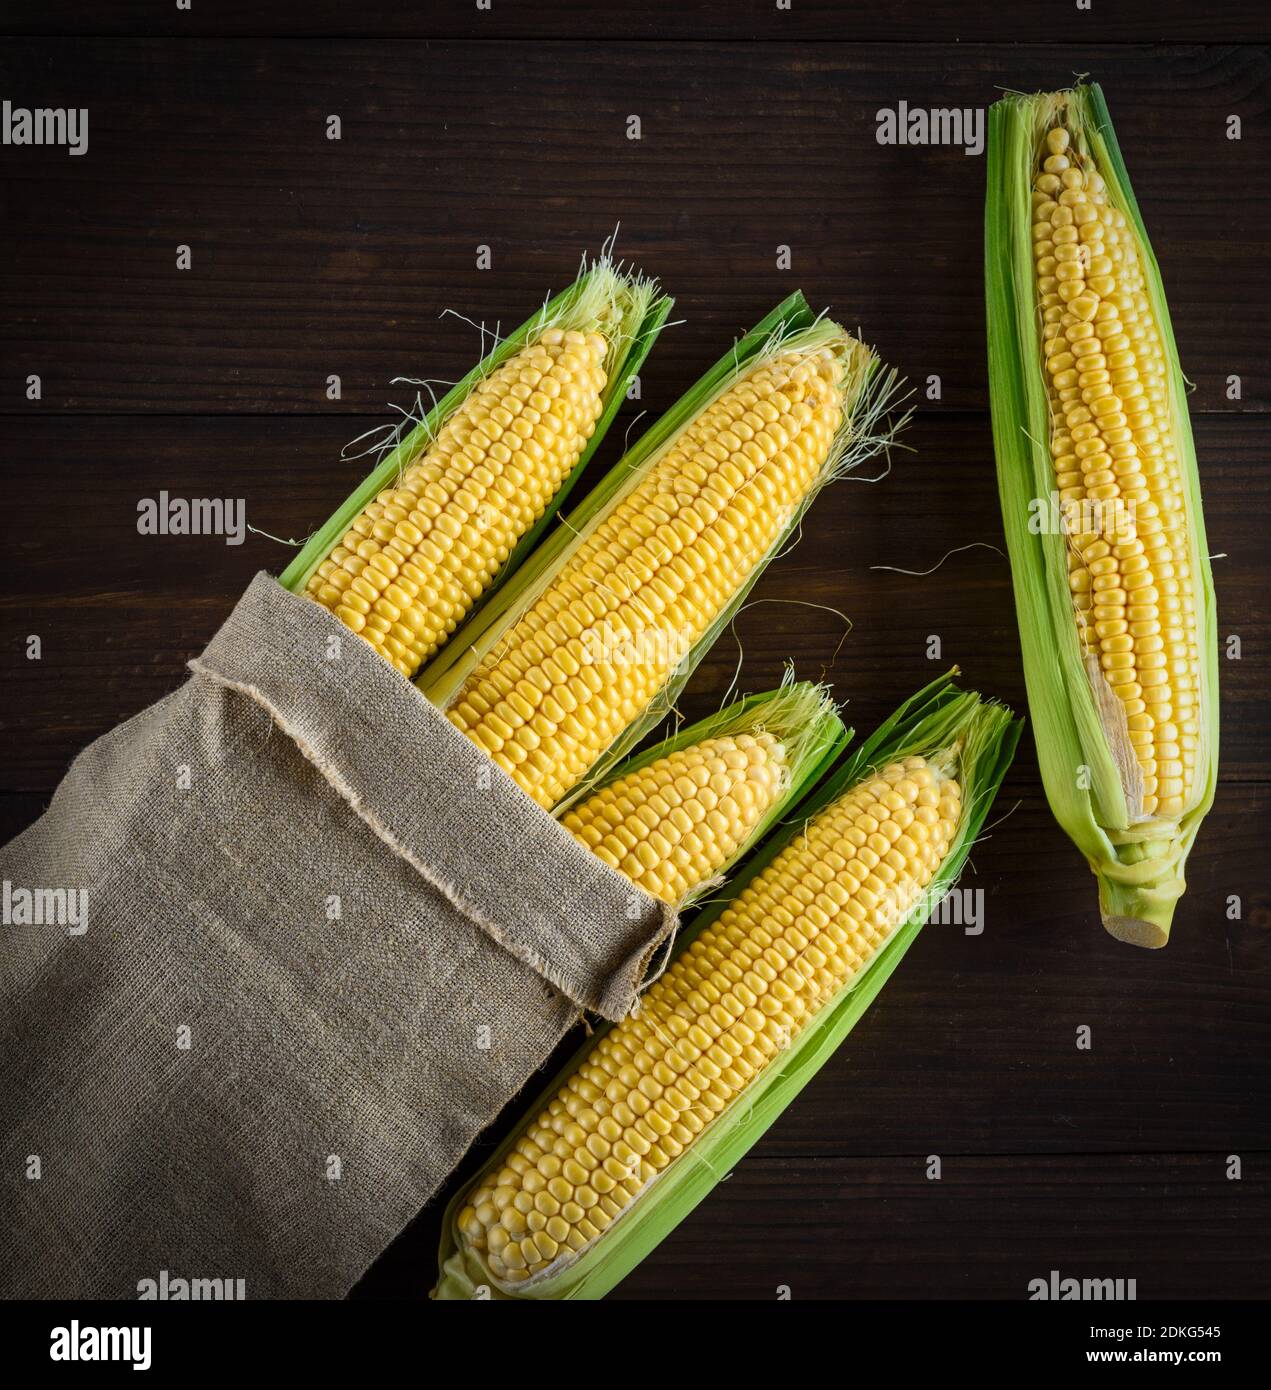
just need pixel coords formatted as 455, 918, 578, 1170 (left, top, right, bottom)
365, 778, 1270, 1298
614, 1153, 1271, 1300
3, 0, 1268, 44
1, 23, 1267, 1301
364, 1152, 1270, 1300
0, 414, 1263, 787
0, 42, 1267, 413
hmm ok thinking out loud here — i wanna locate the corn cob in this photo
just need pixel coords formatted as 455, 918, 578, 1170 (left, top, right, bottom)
306, 328, 609, 675
463, 755, 960, 1285
280, 261, 667, 678
564, 680, 844, 907
1031, 122, 1200, 819
987, 85, 1217, 948
434, 674, 1021, 1299
422, 299, 904, 812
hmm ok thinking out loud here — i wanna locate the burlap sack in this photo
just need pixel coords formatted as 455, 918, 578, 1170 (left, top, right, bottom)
0, 573, 674, 1299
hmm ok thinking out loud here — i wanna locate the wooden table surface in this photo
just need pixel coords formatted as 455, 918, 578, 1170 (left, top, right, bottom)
1, 5, 1267, 1300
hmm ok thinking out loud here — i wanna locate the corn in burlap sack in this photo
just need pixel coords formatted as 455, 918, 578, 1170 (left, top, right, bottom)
0, 573, 674, 1298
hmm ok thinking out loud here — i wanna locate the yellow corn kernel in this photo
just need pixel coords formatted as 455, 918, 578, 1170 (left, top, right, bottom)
461, 753, 961, 1284
447, 344, 846, 808
562, 731, 790, 904
306, 328, 608, 677
1031, 125, 1200, 819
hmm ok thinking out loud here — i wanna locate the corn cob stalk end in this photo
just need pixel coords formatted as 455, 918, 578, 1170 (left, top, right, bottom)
1095, 815, 1199, 949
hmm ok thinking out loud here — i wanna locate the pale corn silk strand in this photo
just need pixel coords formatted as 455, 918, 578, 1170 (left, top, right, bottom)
1029, 106, 1202, 821
445, 334, 856, 810
870, 541, 1006, 576
243, 382, 457, 553
455, 749, 964, 1288
719, 599, 854, 714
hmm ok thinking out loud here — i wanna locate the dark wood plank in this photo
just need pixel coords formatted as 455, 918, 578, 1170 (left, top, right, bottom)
1, 42, 1267, 413
364, 1153, 1270, 1300
4, 1, 1267, 44
5, 775, 1267, 1155
612, 1153, 1271, 1299
369, 781, 1271, 1295
2, 26, 1267, 1304
354, 785, 1268, 1298
0, 412, 1263, 789
6, 397, 1266, 1306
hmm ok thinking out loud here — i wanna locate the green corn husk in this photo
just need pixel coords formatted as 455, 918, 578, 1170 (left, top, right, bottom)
565, 673, 848, 912
986, 83, 1219, 948
279, 256, 671, 648
418, 292, 908, 813
432, 671, 1021, 1300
